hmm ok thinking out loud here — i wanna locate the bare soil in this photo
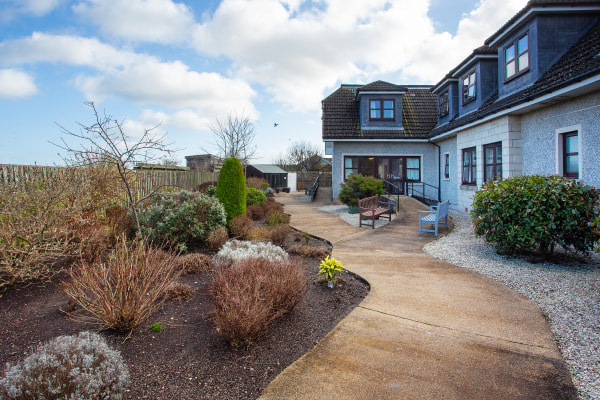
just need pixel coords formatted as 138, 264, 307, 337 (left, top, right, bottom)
0, 234, 369, 399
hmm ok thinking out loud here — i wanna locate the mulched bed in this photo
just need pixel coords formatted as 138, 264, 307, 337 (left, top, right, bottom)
0, 235, 369, 399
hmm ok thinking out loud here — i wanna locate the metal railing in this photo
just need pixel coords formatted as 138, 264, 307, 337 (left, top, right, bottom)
381, 179, 402, 213
306, 175, 320, 202
405, 181, 440, 205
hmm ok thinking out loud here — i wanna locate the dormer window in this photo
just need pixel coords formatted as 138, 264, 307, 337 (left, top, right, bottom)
438, 91, 449, 117
370, 99, 395, 121
505, 33, 529, 80
462, 71, 476, 104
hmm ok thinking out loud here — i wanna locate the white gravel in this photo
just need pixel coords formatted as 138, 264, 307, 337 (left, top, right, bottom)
318, 204, 397, 228
423, 212, 600, 400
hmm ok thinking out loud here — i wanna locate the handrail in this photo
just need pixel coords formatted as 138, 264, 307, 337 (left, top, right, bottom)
307, 174, 320, 202
405, 181, 440, 205
381, 179, 400, 213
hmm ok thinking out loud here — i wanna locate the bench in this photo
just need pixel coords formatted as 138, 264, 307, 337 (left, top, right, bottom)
418, 200, 449, 236
358, 194, 393, 229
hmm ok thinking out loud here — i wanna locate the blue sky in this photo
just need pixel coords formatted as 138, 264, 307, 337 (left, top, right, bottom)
0, 0, 528, 166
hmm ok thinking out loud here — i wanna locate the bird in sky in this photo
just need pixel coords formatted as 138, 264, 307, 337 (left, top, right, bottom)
274, 123, 279, 127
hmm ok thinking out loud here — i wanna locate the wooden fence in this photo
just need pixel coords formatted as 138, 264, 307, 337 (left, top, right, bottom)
0, 164, 213, 201
297, 172, 332, 187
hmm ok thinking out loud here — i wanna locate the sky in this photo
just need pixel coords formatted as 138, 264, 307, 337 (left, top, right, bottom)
0, 0, 529, 167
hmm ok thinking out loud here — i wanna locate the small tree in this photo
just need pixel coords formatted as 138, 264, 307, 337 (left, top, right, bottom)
53, 101, 173, 238
215, 157, 246, 224
208, 113, 256, 166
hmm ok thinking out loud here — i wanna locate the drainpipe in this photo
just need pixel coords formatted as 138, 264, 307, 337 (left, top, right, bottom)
430, 141, 441, 202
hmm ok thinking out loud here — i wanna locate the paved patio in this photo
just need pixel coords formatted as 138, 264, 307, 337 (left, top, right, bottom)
258, 189, 577, 400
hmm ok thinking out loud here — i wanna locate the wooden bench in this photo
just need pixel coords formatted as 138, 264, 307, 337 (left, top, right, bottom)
358, 194, 393, 229
418, 200, 449, 236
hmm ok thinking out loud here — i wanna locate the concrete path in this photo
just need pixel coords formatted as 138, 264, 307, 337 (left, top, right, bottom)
258, 190, 577, 400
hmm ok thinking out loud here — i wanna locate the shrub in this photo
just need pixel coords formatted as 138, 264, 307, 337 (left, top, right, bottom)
287, 244, 331, 259
246, 187, 267, 206
0, 171, 106, 290
207, 227, 228, 251
173, 253, 213, 274
268, 224, 290, 246
318, 256, 345, 286
196, 181, 217, 193
339, 174, 384, 207
105, 205, 135, 244
215, 158, 246, 224
213, 240, 288, 267
246, 176, 268, 190
265, 209, 290, 227
246, 205, 266, 221
595, 200, 600, 253
210, 257, 307, 346
137, 190, 226, 251
229, 215, 254, 239
65, 237, 181, 331
0, 331, 129, 399
248, 227, 269, 241
471, 175, 600, 255
163, 282, 194, 302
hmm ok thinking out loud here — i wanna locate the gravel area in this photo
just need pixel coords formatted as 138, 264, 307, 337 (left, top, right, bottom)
318, 205, 397, 228
423, 212, 600, 400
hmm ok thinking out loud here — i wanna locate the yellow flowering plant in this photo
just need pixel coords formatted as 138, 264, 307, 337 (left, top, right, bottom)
318, 256, 344, 288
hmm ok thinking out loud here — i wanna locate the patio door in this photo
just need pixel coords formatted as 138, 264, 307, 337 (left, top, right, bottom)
376, 158, 404, 194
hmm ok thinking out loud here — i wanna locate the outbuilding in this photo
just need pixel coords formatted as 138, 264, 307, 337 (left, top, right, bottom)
246, 164, 288, 189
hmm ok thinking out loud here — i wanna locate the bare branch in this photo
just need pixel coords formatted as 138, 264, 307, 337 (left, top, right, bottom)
208, 112, 257, 165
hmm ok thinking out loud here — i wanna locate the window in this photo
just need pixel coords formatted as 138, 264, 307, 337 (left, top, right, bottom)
462, 147, 476, 185
438, 92, 449, 117
563, 132, 579, 179
484, 142, 502, 182
505, 33, 529, 80
443, 153, 450, 180
406, 157, 421, 181
370, 99, 395, 121
462, 70, 476, 104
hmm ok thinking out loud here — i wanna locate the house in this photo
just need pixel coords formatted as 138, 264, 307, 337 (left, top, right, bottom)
185, 154, 223, 173
323, 0, 600, 211
246, 164, 289, 189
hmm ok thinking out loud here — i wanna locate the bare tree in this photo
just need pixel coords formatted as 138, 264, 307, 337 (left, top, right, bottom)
285, 141, 323, 172
207, 113, 257, 165
53, 101, 173, 238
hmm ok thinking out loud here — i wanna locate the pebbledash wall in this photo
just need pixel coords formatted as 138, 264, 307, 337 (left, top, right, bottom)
331, 141, 438, 199
454, 115, 523, 212
436, 136, 458, 210
521, 90, 600, 189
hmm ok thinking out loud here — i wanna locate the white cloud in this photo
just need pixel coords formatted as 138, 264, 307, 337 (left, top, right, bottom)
22, 0, 62, 15
193, 0, 528, 111
73, 0, 196, 44
0, 69, 38, 98
0, 32, 258, 123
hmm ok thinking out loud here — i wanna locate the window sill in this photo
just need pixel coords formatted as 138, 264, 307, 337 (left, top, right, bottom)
460, 184, 477, 190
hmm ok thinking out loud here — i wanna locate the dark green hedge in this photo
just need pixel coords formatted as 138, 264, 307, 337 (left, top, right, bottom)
215, 158, 246, 224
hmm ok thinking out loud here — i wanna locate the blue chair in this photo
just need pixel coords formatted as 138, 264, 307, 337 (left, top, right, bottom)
418, 200, 449, 236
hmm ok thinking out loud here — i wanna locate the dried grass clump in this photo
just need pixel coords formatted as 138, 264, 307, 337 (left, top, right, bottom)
268, 224, 290, 246
246, 177, 268, 190
207, 227, 228, 251
246, 205, 266, 221
265, 209, 290, 227
213, 240, 288, 268
287, 244, 331, 259
249, 227, 269, 241
228, 215, 253, 240
65, 237, 181, 331
163, 282, 194, 302
174, 253, 213, 274
0, 331, 129, 399
210, 257, 308, 346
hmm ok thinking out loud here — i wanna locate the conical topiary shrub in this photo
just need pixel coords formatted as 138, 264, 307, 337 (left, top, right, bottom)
215, 157, 246, 224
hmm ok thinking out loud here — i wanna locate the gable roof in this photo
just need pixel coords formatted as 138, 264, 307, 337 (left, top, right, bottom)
322, 84, 437, 140
431, 20, 600, 139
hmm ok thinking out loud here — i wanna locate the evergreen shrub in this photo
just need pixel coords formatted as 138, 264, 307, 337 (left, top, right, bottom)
339, 174, 384, 207
138, 190, 226, 251
215, 158, 246, 224
470, 175, 600, 255
246, 187, 267, 206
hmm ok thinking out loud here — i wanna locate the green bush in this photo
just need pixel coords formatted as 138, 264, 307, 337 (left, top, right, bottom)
246, 187, 267, 206
215, 158, 246, 224
0, 331, 129, 399
339, 174, 384, 207
470, 175, 600, 255
594, 200, 600, 253
138, 190, 226, 251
